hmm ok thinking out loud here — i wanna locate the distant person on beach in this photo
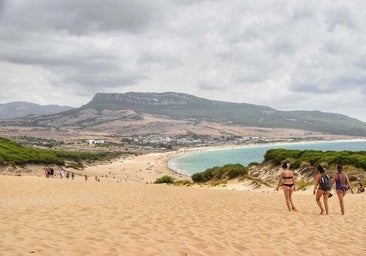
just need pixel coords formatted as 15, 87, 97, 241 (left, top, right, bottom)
313, 165, 331, 214
356, 183, 365, 193
49, 167, 54, 178
276, 163, 298, 211
45, 167, 49, 178
60, 168, 65, 179
84, 175, 88, 181
331, 165, 354, 215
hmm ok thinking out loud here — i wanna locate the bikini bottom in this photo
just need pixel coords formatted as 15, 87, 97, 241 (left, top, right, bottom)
336, 187, 348, 192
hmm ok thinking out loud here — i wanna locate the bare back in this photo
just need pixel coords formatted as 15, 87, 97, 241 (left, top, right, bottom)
281, 169, 294, 185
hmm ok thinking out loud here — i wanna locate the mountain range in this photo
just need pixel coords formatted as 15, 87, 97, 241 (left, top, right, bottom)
0, 101, 74, 119
1, 92, 366, 138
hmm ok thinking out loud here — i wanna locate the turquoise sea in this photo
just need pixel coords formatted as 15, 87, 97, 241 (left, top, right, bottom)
168, 140, 366, 176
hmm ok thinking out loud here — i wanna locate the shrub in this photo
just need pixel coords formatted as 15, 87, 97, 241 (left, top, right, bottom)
173, 179, 192, 186
65, 162, 84, 169
264, 149, 301, 165
263, 148, 366, 172
154, 175, 175, 184
191, 166, 218, 182
296, 181, 313, 190
192, 164, 248, 183
211, 180, 227, 187
226, 164, 248, 179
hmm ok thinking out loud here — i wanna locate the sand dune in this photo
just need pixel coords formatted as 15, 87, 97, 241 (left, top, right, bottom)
1, 175, 365, 256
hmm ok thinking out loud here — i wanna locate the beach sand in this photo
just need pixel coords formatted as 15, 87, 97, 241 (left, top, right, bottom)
1, 174, 365, 256
2, 150, 190, 184
78, 151, 191, 183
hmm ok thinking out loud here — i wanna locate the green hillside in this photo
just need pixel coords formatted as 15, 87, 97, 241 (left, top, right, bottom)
0, 137, 120, 167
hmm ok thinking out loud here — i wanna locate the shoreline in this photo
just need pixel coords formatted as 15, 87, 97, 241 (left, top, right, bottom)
166, 137, 366, 175
2, 138, 365, 189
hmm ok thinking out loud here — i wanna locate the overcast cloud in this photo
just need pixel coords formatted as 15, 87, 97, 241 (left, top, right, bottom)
1, 0, 366, 121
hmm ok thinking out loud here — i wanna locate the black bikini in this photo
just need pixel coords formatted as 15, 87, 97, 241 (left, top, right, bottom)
283, 176, 294, 187
283, 176, 293, 179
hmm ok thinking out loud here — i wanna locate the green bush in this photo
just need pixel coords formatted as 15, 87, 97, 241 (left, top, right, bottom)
226, 164, 248, 179
173, 179, 192, 186
248, 162, 260, 166
264, 149, 301, 165
192, 164, 248, 183
154, 175, 175, 184
264, 148, 366, 172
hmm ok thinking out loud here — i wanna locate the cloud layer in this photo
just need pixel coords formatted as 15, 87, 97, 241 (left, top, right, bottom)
1, 0, 366, 121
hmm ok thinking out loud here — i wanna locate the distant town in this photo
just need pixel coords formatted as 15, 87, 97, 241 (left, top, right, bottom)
14, 134, 337, 153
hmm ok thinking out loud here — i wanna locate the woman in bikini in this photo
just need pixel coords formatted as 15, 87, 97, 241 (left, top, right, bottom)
331, 165, 354, 215
313, 165, 331, 214
276, 162, 297, 211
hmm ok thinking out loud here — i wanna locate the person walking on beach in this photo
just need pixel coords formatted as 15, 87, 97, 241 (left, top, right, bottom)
331, 165, 354, 215
276, 163, 298, 211
45, 167, 50, 178
313, 165, 331, 214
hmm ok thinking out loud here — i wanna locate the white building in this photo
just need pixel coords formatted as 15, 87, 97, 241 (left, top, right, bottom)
88, 139, 105, 145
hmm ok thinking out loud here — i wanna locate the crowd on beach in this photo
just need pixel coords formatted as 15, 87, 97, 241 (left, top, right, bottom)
44, 166, 75, 180
276, 163, 364, 215
44, 166, 102, 182
43, 165, 152, 184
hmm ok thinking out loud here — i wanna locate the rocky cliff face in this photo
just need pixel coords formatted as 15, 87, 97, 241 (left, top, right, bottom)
92, 92, 189, 107
84, 92, 366, 136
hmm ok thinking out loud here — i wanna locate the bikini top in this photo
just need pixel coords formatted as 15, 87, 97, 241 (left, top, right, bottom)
283, 176, 293, 179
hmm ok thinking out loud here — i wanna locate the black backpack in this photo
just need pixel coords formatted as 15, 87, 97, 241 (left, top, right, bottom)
320, 173, 331, 191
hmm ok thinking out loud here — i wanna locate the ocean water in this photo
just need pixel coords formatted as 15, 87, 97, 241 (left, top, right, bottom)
168, 140, 366, 176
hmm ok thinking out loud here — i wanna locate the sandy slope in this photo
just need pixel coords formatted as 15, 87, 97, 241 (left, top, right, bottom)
1, 175, 365, 256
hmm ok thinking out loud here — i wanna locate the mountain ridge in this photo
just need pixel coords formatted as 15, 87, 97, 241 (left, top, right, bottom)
0, 101, 74, 119
1, 92, 365, 140
80, 92, 366, 136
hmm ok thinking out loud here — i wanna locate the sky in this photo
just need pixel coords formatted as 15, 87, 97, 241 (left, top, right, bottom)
1, 0, 366, 121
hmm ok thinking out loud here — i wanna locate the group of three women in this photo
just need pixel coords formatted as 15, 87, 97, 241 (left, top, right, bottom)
275, 163, 354, 215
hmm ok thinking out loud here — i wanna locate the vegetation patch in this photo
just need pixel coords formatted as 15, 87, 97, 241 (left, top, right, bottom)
296, 181, 314, 190
211, 180, 227, 187
154, 175, 175, 184
154, 175, 192, 186
191, 164, 248, 183
189, 149, 366, 188
0, 137, 123, 168
264, 148, 366, 171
